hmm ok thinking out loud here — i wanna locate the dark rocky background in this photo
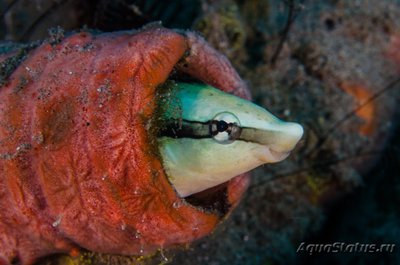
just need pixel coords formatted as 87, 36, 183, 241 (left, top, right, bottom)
1, 0, 400, 264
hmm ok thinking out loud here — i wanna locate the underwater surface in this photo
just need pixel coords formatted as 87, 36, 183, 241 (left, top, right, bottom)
1, 0, 400, 264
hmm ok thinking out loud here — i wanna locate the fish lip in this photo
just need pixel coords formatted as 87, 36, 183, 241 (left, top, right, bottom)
257, 145, 291, 163
269, 148, 291, 162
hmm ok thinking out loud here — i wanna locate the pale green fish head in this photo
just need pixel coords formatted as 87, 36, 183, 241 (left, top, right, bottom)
157, 82, 303, 197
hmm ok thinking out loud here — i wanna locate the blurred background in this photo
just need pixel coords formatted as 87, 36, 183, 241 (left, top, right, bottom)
1, 0, 400, 264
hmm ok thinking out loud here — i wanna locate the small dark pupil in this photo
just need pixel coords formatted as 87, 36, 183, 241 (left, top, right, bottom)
216, 120, 228, 132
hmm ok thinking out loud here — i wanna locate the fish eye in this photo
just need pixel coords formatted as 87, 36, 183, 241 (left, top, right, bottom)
210, 112, 241, 144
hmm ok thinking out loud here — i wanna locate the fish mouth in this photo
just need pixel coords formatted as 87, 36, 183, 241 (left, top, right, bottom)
176, 146, 292, 217
260, 147, 290, 163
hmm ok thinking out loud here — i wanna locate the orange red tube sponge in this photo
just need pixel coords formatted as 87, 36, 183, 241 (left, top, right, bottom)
0, 27, 250, 264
